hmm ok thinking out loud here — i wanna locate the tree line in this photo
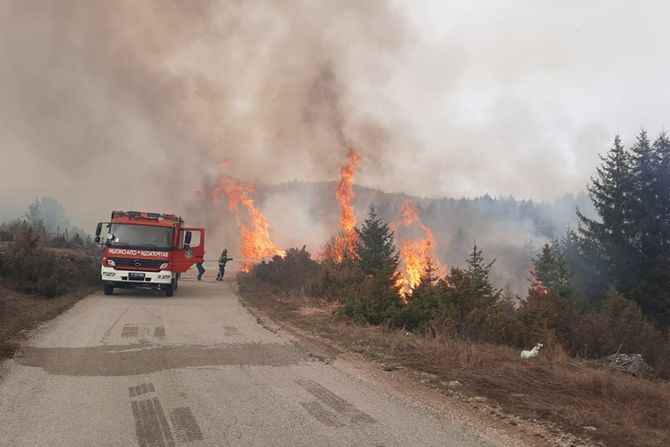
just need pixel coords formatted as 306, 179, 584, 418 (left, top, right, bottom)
543, 130, 670, 327
250, 130, 670, 377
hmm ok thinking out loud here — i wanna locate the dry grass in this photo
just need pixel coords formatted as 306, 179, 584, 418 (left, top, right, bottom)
356, 328, 670, 447
239, 277, 670, 447
296, 302, 340, 317
0, 245, 99, 359
0, 285, 93, 359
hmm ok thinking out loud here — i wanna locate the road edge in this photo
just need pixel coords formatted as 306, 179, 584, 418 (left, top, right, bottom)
232, 281, 591, 447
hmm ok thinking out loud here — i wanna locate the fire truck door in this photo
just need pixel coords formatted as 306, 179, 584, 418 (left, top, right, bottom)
174, 228, 205, 273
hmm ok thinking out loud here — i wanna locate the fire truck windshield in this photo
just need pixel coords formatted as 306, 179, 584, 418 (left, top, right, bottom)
109, 224, 172, 250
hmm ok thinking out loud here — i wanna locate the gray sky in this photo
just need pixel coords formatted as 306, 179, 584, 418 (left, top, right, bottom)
387, 0, 670, 198
0, 0, 668, 228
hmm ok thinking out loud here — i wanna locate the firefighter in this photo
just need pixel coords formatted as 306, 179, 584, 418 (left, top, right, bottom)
216, 249, 233, 281
196, 262, 205, 281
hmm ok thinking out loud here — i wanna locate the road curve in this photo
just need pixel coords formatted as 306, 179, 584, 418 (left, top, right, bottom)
0, 276, 518, 447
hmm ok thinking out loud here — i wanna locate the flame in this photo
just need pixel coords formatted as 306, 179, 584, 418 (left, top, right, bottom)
210, 172, 285, 272
328, 148, 363, 262
529, 266, 549, 296
394, 201, 444, 302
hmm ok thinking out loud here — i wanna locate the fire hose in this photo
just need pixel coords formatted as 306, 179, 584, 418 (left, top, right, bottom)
195, 257, 270, 267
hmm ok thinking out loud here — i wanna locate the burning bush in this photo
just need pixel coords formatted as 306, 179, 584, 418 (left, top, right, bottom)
328, 148, 362, 263
392, 201, 446, 301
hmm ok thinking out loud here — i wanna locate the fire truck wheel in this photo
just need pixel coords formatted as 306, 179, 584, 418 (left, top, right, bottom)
103, 284, 114, 295
164, 280, 175, 297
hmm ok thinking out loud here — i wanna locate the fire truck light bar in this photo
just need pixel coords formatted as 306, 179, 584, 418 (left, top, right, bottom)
111, 211, 181, 222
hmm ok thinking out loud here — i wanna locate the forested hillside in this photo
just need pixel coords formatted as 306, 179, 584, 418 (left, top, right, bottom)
255, 181, 594, 295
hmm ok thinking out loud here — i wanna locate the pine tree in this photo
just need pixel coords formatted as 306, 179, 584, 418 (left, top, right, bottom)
653, 132, 670, 253
416, 257, 439, 291
531, 242, 573, 298
600, 288, 662, 358
574, 131, 670, 327
559, 230, 599, 305
629, 130, 660, 258
343, 206, 401, 325
464, 244, 500, 303
577, 135, 635, 297
393, 258, 441, 329
409, 256, 440, 302
356, 206, 399, 276
626, 131, 670, 327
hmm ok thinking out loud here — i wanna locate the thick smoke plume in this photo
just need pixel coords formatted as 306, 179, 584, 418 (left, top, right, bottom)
0, 0, 411, 233
0, 1, 640, 287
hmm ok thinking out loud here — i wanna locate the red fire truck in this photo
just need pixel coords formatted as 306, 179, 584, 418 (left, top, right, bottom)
95, 211, 205, 297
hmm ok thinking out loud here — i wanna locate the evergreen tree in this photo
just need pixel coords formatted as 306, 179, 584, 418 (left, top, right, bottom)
629, 130, 660, 259
600, 288, 663, 359
653, 132, 670, 254
559, 230, 599, 305
531, 242, 573, 298
416, 257, 439, 291
464, 244, 500, 303
356, 206, 399, 276
577, 135, 635, 297
627, 131, 670, 326
343, 206, 401, 325
392, 258, 440, 329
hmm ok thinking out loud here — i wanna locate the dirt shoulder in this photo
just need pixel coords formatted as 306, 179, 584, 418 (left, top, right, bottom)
0, 286, 95, 359
237, 277, 670, 447
0, 242, 100, 360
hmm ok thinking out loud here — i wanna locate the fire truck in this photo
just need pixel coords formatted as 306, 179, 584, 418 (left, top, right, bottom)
95, 211, 205, 297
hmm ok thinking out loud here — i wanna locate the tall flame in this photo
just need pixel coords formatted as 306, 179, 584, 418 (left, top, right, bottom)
327, 148, 363, 262
210, 172, 285, 272
394, 201, 444, 302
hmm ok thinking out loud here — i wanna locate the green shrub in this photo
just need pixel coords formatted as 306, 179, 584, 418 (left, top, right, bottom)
308, 260, 365, 301
252, 247, 321, 297
599, 288, 665, 362
341, 273, 402, 325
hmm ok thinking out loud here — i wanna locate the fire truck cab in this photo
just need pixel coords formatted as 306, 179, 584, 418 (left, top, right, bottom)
95, 211, 205, 297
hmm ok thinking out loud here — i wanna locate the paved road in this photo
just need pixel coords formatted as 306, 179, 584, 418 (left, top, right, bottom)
0, 277, 516, 447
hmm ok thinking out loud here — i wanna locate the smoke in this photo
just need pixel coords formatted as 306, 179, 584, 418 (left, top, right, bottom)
0, 1, 666, 280
223, 181, 595, 294
0, 0, 412, 233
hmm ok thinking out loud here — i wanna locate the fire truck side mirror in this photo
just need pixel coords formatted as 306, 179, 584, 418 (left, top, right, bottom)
94, 223, 103, 244
184, 231, 192, 245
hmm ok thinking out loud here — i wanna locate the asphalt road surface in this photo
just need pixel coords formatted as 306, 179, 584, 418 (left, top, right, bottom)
0, 277, 523, 447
